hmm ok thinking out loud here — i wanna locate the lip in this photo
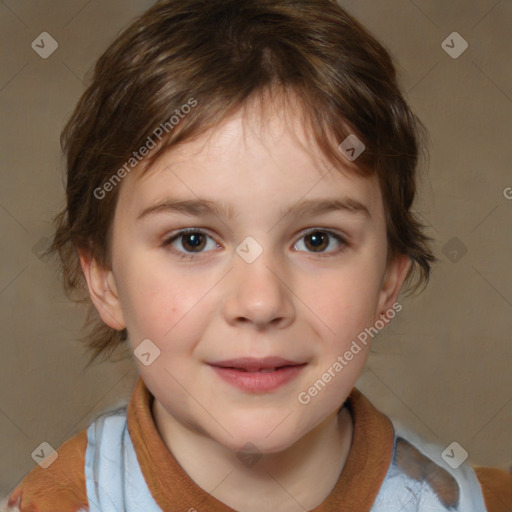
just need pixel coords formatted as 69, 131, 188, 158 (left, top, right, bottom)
209, 357, 304, 371
208, 357, 307, 393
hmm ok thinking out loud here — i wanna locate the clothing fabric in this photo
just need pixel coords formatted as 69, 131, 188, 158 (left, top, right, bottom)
3, 376, 512, 511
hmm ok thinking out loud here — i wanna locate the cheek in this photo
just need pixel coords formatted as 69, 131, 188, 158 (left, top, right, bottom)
118, 257, 218, 341
301, 261, 382, 339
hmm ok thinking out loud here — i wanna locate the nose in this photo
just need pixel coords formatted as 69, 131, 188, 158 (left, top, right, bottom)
222, 246, 295, 330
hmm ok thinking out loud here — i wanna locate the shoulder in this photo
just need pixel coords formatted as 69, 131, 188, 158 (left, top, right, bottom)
373, 419, 490, 511
473, 466, 512, 512
1, 429, 89, 512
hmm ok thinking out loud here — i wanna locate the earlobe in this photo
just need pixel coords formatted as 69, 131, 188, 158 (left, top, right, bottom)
376, 253, 412, 318
78, 248, 126, 330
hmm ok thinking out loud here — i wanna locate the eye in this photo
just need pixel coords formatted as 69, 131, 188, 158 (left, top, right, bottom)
294, 229, 347, 256
162, 227, 347, 260
163, 228, 220, 259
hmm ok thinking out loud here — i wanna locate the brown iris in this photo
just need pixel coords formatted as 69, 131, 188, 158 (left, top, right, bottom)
304, 231, 329, 252
180, 232, 206, 252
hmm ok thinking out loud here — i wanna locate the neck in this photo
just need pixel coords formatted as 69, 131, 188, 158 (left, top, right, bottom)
152, 401, 353, 512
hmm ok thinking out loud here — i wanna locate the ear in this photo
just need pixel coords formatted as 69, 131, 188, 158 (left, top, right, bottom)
78, 248, 126, 331
375, 252, 412, 320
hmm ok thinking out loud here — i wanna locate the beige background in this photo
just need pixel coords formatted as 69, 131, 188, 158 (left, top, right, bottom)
1, 0, 511, 499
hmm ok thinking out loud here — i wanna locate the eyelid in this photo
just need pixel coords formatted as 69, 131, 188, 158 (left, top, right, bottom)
162, 228, 221, 260
293, 228, 348, 256
297, 226, 348, 240
163, 227, 220, 248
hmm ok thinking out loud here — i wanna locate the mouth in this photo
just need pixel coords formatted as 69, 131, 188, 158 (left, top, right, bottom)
208, 357, 307, 393
209, 356, 305, 372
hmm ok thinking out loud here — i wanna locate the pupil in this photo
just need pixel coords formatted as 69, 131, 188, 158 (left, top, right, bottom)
183, 233, 204, 251
308, 232, 327, 252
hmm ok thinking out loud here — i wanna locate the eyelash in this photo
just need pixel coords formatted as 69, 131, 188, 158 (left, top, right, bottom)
162, 228, 348, 261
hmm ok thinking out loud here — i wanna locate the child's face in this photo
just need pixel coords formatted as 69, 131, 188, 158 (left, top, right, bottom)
85, 100, 410, 453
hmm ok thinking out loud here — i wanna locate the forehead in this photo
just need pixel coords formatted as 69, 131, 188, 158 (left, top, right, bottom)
119, 98, 383, 220
145, 95, 334, 174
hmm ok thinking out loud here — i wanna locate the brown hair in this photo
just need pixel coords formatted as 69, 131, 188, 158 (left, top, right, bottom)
48, 0, 436, 366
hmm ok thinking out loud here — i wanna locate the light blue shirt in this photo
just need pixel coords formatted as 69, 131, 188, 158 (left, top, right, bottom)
83, 408, 488, 511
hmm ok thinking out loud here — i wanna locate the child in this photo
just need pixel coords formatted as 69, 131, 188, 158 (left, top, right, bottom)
3, 0, 511, 510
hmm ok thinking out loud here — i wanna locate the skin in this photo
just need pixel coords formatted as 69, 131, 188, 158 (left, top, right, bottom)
79, 96, 411, 511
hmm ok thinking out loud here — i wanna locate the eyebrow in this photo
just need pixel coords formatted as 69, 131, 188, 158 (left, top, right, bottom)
136, 197, 371, 222
280, 198, 371, 219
